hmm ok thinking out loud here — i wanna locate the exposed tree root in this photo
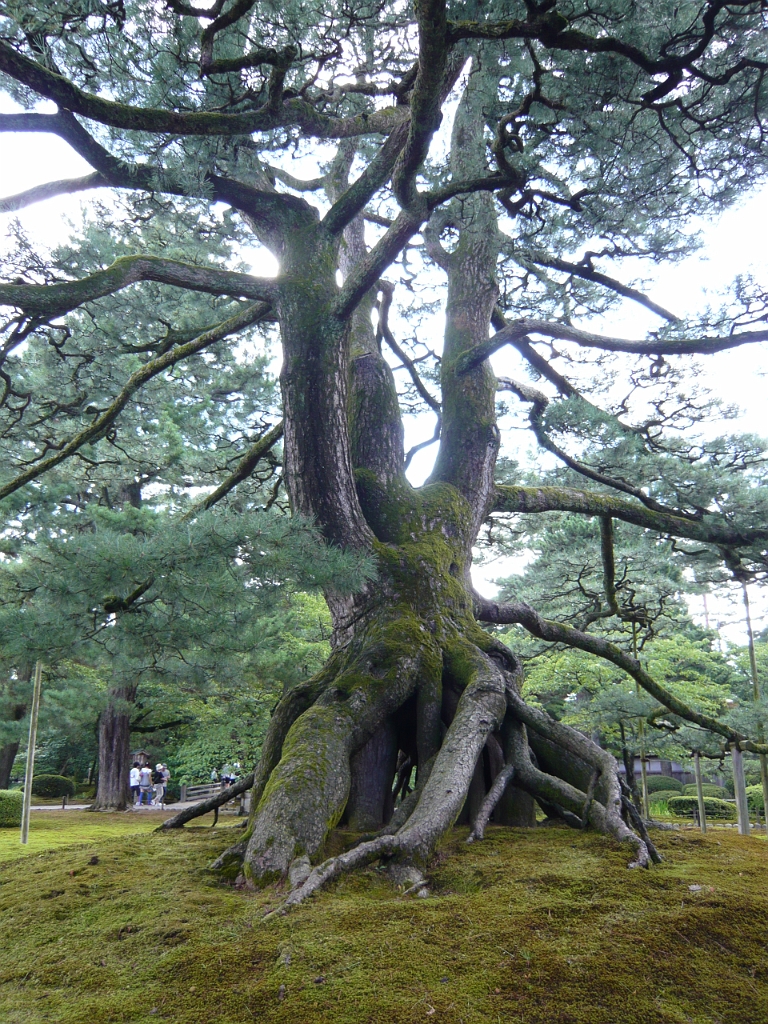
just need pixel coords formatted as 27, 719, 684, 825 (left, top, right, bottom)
467, 764, 515, 842
503, 690, 655, 868
157, 772, 254, 830
619, 777, 662, 863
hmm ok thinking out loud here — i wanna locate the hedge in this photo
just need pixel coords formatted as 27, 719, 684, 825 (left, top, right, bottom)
0, 789, 23, 827
31, 774, 76, 798
667, 795, 737, 820
746, 785, 765, 814
648, 790, 682, 805
683, 783, 725, 799
646, 776, 683, 794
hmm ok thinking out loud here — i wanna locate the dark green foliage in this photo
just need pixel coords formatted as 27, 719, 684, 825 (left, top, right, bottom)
683, 783, 726, 799
0, 790, 22, 827
745, 785, 765, 813
647, 776, 684, 794
647, 789, 682, 804
30, 775, 76, 798
667, 796, 737, 820
164, 781, 181, 803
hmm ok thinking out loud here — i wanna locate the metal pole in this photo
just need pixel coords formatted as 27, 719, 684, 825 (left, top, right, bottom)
742, 582, 768, 827
693, 751, 707, 835
20, 661, 43, 845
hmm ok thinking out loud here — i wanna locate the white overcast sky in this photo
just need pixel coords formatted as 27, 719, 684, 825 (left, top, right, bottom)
2, 99, 767, 641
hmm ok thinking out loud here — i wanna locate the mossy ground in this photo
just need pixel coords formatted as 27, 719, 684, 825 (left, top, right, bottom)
0, 815, 766, 1023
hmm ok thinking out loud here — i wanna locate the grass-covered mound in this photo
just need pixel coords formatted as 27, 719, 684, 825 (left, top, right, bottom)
0, 813, 766, 1023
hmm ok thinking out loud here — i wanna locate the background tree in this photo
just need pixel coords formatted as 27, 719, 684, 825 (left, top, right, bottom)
1, 0, 768, 897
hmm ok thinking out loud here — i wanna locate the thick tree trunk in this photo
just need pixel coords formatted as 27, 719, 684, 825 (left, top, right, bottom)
0, 739, 20, 790
210, 54, 649, 899
90, 685, 136, 811
1, 665, 31, 789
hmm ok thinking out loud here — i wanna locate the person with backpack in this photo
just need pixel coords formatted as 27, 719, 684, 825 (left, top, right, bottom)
138, 763, 153, 806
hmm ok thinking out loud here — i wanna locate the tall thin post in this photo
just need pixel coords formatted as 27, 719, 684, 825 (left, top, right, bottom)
20, 660, 43, 845
731, 743, 751, 836
742, 582, 768, 828
693, 751, 707, 835
633, 623, 650, 819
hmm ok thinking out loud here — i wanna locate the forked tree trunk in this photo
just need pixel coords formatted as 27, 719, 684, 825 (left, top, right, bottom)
90, 685, 137, 811
201, 53, 650, 897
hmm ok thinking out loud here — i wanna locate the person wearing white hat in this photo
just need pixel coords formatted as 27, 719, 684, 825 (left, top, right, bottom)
152, 764, 166, 807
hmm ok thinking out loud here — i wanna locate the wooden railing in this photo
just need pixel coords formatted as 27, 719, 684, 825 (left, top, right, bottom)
178, 782, 250, 811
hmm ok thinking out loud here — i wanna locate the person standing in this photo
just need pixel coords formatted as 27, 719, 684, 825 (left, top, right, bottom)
129, 762, 141, 806
138, 763, 153, 806
152, 764, 166, 807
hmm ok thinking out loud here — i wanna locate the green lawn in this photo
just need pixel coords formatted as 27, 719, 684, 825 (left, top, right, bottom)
0, 809, 218, 863
0, 815, 766, 1023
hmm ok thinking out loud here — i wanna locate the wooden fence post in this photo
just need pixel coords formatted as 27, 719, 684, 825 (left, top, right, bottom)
20, 661, 43, 845
742, 582, 768, 829
693, 751, 707, 835
731, 744, 751, 836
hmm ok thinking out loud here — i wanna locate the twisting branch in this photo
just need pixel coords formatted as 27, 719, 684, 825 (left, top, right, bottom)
377, 283, 440, 414
520, 252, 680, 323
599, 517, 620, 616
180, 421, 284, 520
0, 302, 271, 502
0, 173, 108, 212
457, 318, 768, 373
474, 591, 768, 754
391, 0, 449, 207
322, 121, 410, 236
491, 307, 576, 396
0, 255, 276, 319
493, 482, 768, 550
496, 376, 696, 519
377, 281, 441, 468
0, 40, 407, 140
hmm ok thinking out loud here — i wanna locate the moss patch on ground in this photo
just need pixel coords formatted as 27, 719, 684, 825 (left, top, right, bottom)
0, 818, 766, 1023
0, 809, 218, 864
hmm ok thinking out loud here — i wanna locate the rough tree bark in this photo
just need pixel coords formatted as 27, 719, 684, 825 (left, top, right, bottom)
0, 664, 31, 790
200, 55, 655, 897
90, 685, 137, 811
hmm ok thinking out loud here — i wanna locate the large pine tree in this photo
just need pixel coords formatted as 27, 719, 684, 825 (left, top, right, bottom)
2, 0, 768, 894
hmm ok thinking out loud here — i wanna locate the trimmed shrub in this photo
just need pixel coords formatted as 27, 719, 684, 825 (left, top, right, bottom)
648, 790, 682, 805
165, 781, 181, 803
683, 783, 725, 799
746, 785, 765, 814
31, 774, 76, 798
646, 776, 683, 794
667, 795, 737, 820
0, 789, 23, 827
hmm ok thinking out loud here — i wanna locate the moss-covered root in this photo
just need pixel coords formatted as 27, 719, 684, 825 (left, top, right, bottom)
394, 643, 507, 866
244, 628, 440, 884
279, 644, 507, 911
505, 705, 654, 869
